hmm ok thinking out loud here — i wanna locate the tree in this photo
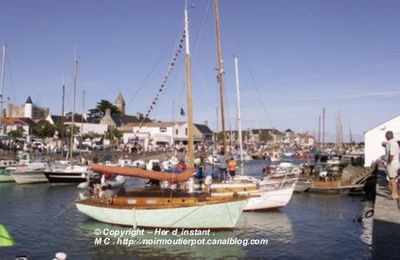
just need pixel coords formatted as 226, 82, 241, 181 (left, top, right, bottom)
8, 129, 23, 138
88, 99, 121, 119
82, 131, 102, 140
32, 121, 56, 138
259, 131, 272, 143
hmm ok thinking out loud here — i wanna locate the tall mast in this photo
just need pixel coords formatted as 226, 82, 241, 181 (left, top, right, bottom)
61, 83, 65, 118
349, 124, 353, 144
322, 107, 325, 150
70, 59, 78, 160
234, 56, 244, 174
184, 3, 194, 169
0, 44, 6, 134
317, 115, 321, 149
213, 0, 227, 155
81, 90, 85, 130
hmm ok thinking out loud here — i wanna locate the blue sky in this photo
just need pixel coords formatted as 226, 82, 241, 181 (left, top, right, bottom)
0, 0, 399, 142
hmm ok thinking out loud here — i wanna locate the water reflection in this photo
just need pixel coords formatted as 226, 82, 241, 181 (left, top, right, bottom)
76, 220, 245, 259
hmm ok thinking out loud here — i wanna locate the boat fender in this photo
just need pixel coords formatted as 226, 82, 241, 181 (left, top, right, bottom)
204, 175, 212, 186
186, 178, 195, 193
160, 181, 170, 189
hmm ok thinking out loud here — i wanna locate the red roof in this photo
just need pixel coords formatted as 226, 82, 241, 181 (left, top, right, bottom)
0, 118, 31, 126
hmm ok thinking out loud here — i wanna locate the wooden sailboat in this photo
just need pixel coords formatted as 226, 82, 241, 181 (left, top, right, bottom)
75, 5, 248, 229
44, 58, 88, 183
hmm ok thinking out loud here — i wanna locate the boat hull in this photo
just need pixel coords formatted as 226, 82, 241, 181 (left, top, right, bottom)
294, 181, 312, 193
76, 199, 247, 229
0, 169, 14, 182
10, 171, 48, 184
209, 181, 295, 211
244, 185, 295, 211
44, 172, 86, 183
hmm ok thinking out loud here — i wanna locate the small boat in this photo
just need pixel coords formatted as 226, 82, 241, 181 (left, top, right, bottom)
0, 160, 17, 182
0, 169, 14, 182
294, 179, 312, 192
205, 175, 296, 211
9, 164, 48, 184
44, 164, 88, 184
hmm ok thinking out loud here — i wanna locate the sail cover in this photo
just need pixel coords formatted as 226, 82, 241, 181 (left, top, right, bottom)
90, 164, 194, 183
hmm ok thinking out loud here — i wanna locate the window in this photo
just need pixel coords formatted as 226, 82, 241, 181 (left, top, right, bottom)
185, 128, 188, 136
160, 127, 167, 132
175, 129, 178, 135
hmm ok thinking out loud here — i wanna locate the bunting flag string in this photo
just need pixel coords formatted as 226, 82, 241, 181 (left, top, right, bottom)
134, 29, 186, 137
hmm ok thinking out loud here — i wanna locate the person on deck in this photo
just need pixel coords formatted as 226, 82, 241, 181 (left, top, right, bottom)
147, 162, 161, 188
218, 152, 227, 180
177, 159, 187, 172
385, 131, 399, 200
228, 157, 236, 180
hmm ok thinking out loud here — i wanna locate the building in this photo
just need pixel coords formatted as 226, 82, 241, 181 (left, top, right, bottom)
0, 118, 34, 136
5, 96, 49, 120
121, 121, 213, 150
364, 115, 400, 167
114, 92, 125, 114
100, 109, 151, 130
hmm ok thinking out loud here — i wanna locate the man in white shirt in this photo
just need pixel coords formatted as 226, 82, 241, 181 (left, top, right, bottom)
385, 131, 399, 199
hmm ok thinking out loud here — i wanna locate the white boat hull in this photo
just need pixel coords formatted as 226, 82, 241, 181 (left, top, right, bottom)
209, 180, 295, 211
76, 199, 247, 229
10, 171, 48, 184
244, 185, 294, 211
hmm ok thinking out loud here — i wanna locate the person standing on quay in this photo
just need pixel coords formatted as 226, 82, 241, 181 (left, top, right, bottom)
385, 131, 399, 199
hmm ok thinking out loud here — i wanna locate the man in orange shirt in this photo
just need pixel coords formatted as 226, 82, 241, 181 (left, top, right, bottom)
228, 157, 237, 180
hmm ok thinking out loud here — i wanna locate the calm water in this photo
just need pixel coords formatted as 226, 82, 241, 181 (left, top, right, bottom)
0, 160, 372, 259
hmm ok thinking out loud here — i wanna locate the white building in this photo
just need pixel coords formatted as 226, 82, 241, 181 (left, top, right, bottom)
122, 121, 213, 150
364, 115, 400, 167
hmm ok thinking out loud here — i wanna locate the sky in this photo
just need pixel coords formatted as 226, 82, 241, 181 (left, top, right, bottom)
0, 0, 399, 142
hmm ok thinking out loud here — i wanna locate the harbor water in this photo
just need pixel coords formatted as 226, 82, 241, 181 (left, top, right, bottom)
0, 160, 372, 259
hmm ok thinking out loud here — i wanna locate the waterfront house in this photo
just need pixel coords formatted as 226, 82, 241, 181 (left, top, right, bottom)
364, 115, 400, 167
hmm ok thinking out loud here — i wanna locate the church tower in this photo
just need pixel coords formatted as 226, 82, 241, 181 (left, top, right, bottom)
115, 92, 125, 114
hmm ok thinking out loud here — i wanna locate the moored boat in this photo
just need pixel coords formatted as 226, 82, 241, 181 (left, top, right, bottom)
44, 164, 88, 183
76, 190, 247, 229
9, 166, 48, 184
0, 169, 14, 182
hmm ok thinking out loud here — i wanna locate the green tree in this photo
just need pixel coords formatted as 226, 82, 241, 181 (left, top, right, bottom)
32, 121, 56, 138
82, 131, 102, 140
259, 131, 272, 143
88, 99, 121, 119
8, 129, 23, 138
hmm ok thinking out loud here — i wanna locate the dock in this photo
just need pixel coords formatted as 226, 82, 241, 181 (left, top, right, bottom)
371, 169, 400, 259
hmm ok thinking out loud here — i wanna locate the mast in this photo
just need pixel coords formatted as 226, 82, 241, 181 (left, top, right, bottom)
0, 44, 6, 135
317, 115, 321, 149
81, 90, 85, 131
70, 59, 78, 160
349, 124, 353, 144
213, 0, 227, 155
322, 107, 325, 150
184, 3, 194, 169
234, 56, 244, 174
61, 83, 65, 118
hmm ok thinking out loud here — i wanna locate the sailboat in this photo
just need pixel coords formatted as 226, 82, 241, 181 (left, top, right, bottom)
75, 5, 248, 229
206, 56, 296, 211
44, 58, 88, 183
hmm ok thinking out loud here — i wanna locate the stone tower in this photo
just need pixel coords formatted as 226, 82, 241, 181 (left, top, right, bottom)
24, 96, 33, 119
115, 92, 125, 114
